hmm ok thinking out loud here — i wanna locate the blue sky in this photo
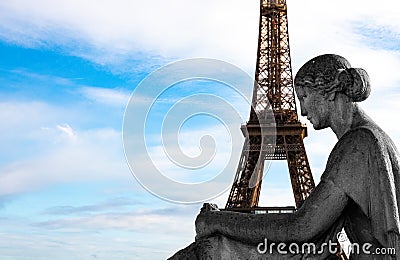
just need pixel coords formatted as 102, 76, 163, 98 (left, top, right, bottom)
0, 0, 400, 259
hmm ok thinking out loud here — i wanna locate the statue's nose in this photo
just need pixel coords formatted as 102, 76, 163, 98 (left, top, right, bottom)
300, 102, 307, 117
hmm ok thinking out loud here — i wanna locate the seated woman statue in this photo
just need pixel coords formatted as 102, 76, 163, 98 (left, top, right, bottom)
169, 54, 400, 260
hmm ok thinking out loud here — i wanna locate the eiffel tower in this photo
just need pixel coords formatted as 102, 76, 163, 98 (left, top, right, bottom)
224, 1, 349, 257
225, 0, 315, 211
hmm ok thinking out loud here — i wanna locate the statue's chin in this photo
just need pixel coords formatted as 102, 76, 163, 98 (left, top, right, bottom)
312, 123, 327, 131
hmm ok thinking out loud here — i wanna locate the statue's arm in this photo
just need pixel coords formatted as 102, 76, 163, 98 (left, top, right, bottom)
196, 179, 348, 244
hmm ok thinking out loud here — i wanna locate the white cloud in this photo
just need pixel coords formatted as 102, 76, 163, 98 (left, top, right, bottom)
0, 0, 253, 67
0, 127, 130, 196
56, 123, 77, 140
1, 0, 400, 76
259, 187, 296, 207
80, 86, 130, 107
0, 100, 131, 197
0, 204, 198, 259
147, 125, 240, 181
36, 206, 196, 235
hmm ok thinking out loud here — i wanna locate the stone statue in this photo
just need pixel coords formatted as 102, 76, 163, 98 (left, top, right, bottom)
169, 54, 400, 260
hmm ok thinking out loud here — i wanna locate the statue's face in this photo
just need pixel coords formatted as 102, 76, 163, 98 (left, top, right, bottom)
295, 86, 331, 130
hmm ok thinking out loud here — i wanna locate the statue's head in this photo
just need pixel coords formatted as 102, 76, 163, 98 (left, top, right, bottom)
294, 54, 371, 130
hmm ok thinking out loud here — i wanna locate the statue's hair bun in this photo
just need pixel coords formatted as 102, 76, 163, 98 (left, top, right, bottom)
339, 68, 371, 102
295, 54, 371, 103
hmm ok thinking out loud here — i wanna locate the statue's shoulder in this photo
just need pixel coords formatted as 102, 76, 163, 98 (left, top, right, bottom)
334, 125, 378, 152
324, 125, 380, 173
347, 122, 396, 153
346, 125, 379, 143
341, 114, 393, 149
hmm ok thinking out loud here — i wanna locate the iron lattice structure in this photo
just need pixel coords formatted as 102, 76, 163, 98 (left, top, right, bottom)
225, 0, 315, 209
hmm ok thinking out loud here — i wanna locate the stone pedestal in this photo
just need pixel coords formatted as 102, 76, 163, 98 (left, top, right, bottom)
168, 235, 305, 260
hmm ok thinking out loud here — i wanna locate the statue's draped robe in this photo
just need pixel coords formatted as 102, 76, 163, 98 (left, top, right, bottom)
169, 118, 400, 260
321, 121, 400, 259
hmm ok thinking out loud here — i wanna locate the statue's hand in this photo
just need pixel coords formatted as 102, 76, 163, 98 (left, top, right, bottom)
200, 203, 219, 213
195, 203, 219, 240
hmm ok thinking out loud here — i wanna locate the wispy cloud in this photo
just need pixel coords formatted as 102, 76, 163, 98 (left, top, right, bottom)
5, 69, 78, 86
1, 0, 400, 75
0, 100, 129, 198
35, 206, 197, 233
80, 86, 130, 107
56, 123, 77, 140
353, 23, 400, 51
42, 197, 140, 215
0, 127, 129, 197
